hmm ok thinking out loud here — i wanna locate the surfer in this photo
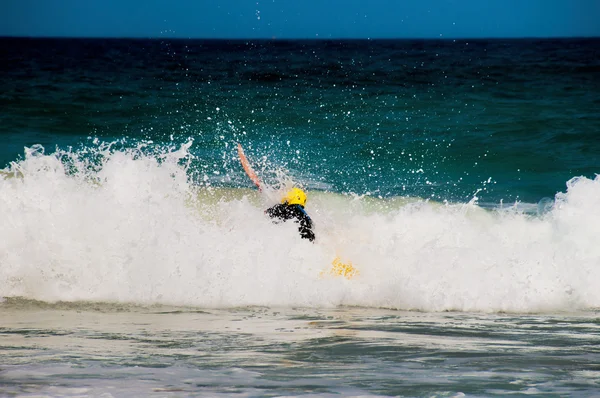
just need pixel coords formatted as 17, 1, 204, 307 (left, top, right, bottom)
236, 144, 315, 242
266, 187, 315, 242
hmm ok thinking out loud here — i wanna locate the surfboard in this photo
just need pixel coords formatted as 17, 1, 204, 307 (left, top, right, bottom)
324, 256, 359, 280
236, 143, 358, 279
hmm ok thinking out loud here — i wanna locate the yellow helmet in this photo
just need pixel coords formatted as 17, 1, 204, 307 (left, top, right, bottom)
282, 187, 307, 207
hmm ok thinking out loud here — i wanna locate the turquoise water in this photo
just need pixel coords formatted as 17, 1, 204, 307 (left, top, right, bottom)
1, 38, 600, 396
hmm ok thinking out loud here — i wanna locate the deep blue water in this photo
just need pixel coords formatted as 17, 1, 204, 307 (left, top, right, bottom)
1, 37, 599, 203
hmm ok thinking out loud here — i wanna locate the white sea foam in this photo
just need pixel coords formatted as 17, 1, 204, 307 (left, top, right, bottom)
1, 143, 599, 313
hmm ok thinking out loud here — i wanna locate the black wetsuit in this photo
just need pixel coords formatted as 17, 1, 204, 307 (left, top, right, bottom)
266, 204, 315, 242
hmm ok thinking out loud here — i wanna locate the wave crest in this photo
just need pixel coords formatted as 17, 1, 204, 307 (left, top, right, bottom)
1, 142, 599, 313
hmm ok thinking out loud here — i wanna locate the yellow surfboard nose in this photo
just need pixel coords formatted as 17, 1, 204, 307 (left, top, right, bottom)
326, 256, 359, 279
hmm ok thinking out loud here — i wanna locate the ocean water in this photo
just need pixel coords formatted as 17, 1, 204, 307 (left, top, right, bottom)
1, 37, 599, 396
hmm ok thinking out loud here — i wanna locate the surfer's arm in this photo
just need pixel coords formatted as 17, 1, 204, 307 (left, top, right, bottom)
299, 225, 315, 242
297, 210, 316, 242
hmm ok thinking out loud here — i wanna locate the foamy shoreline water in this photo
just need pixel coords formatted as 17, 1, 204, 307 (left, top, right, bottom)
1, 302, 599, 397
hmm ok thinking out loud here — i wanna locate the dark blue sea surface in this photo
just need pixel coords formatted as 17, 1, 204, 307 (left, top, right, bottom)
2, 37, 599, 203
